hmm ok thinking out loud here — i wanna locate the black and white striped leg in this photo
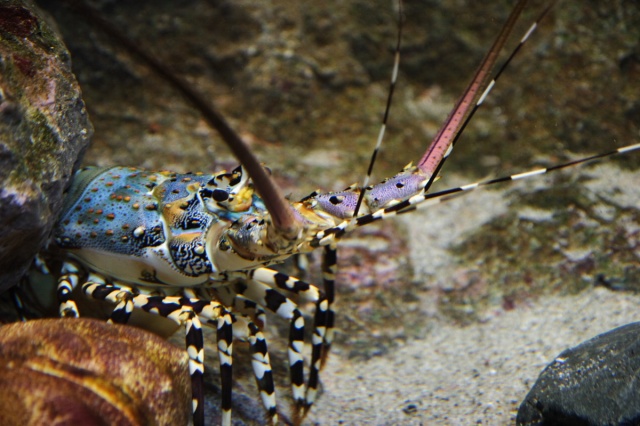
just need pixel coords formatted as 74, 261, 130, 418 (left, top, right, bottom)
82, 282, 232, 426
321, 244, 337, 367
251, 268, 330, 414
106, 280, 136, 325
78, 273, 135, 325
304, 295, 329, 414
215, 313, 234, 426
56, 261, 81, 318
248, 321, 277, 423
234, 278, 307, 414
181, 308, 205, 426
213, 286, 268, 330
200, 303, 235, 426
108, 292, 135, 324
290, 308, 305, 421
207, 288, 278, 422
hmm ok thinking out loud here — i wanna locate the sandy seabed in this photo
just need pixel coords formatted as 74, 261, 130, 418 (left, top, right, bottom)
308, 287, 640, 425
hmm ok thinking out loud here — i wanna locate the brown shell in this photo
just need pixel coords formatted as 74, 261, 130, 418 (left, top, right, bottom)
0, 318, 190, 426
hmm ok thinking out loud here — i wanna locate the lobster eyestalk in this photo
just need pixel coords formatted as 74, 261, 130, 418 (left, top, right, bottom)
220, 136, 303, 243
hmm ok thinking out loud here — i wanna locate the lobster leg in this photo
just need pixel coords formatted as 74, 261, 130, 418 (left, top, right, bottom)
212, 286, 268, 330
56, 260, 82, 318
10, 282, 30, 322
182, 307, 206, 426
246, 320, 278, 424
321, 244, 337, 367
76, 273, 137, 325
250, 267, 331, 416
233, 277, 310, 421
81, 281, 235, 426
108, 292, 135, 324
207, 287, 279, 423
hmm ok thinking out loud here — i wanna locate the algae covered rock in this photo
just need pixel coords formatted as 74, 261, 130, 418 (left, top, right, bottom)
0, 0, 92, 293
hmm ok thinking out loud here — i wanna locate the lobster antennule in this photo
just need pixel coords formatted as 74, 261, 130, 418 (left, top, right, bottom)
317, 0, 553, 229
310, 142, 640, 247
345, 0, 549, 228
353, 0, 405, 218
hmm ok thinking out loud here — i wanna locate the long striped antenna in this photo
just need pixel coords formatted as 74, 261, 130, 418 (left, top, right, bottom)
402, 142, 640, 216
352, 0, 404, 218
418, 0, 556, 193
312, 142, 640, 244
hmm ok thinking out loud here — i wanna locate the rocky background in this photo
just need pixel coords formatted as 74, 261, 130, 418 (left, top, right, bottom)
5, 0, 640, 424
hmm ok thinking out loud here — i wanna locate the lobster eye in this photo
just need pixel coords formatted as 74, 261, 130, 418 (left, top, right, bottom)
212, 189, 229, 202
329, 195, 344, 205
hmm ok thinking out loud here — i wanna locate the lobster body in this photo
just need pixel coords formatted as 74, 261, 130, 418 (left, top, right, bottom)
54, 165, 263, 287
53, 162, 431, 291
46, 162, 424, 426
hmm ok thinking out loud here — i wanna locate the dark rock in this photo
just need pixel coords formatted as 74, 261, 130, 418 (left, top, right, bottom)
0, 0, 92, 293
517, 322, 640, 426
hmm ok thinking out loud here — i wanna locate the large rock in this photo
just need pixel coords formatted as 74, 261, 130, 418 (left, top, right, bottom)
0, 318, 191, 425
0, 0, 92, 293
517, 322, 640, 426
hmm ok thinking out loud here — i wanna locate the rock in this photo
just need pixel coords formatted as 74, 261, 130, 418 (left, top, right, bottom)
0, 318, 191, 426
0, 0, 92, 293
517, 321, 640, 426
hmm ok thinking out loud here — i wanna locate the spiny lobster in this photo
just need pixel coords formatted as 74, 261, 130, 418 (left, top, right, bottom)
15, 0, 640, 424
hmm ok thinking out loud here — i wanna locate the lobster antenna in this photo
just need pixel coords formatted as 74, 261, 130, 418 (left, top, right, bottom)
314, 142, 640, 243
420, 1, 557, 194
62, 0, 302, 239
419, 0, 555, 192
352, 0, 404, 218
